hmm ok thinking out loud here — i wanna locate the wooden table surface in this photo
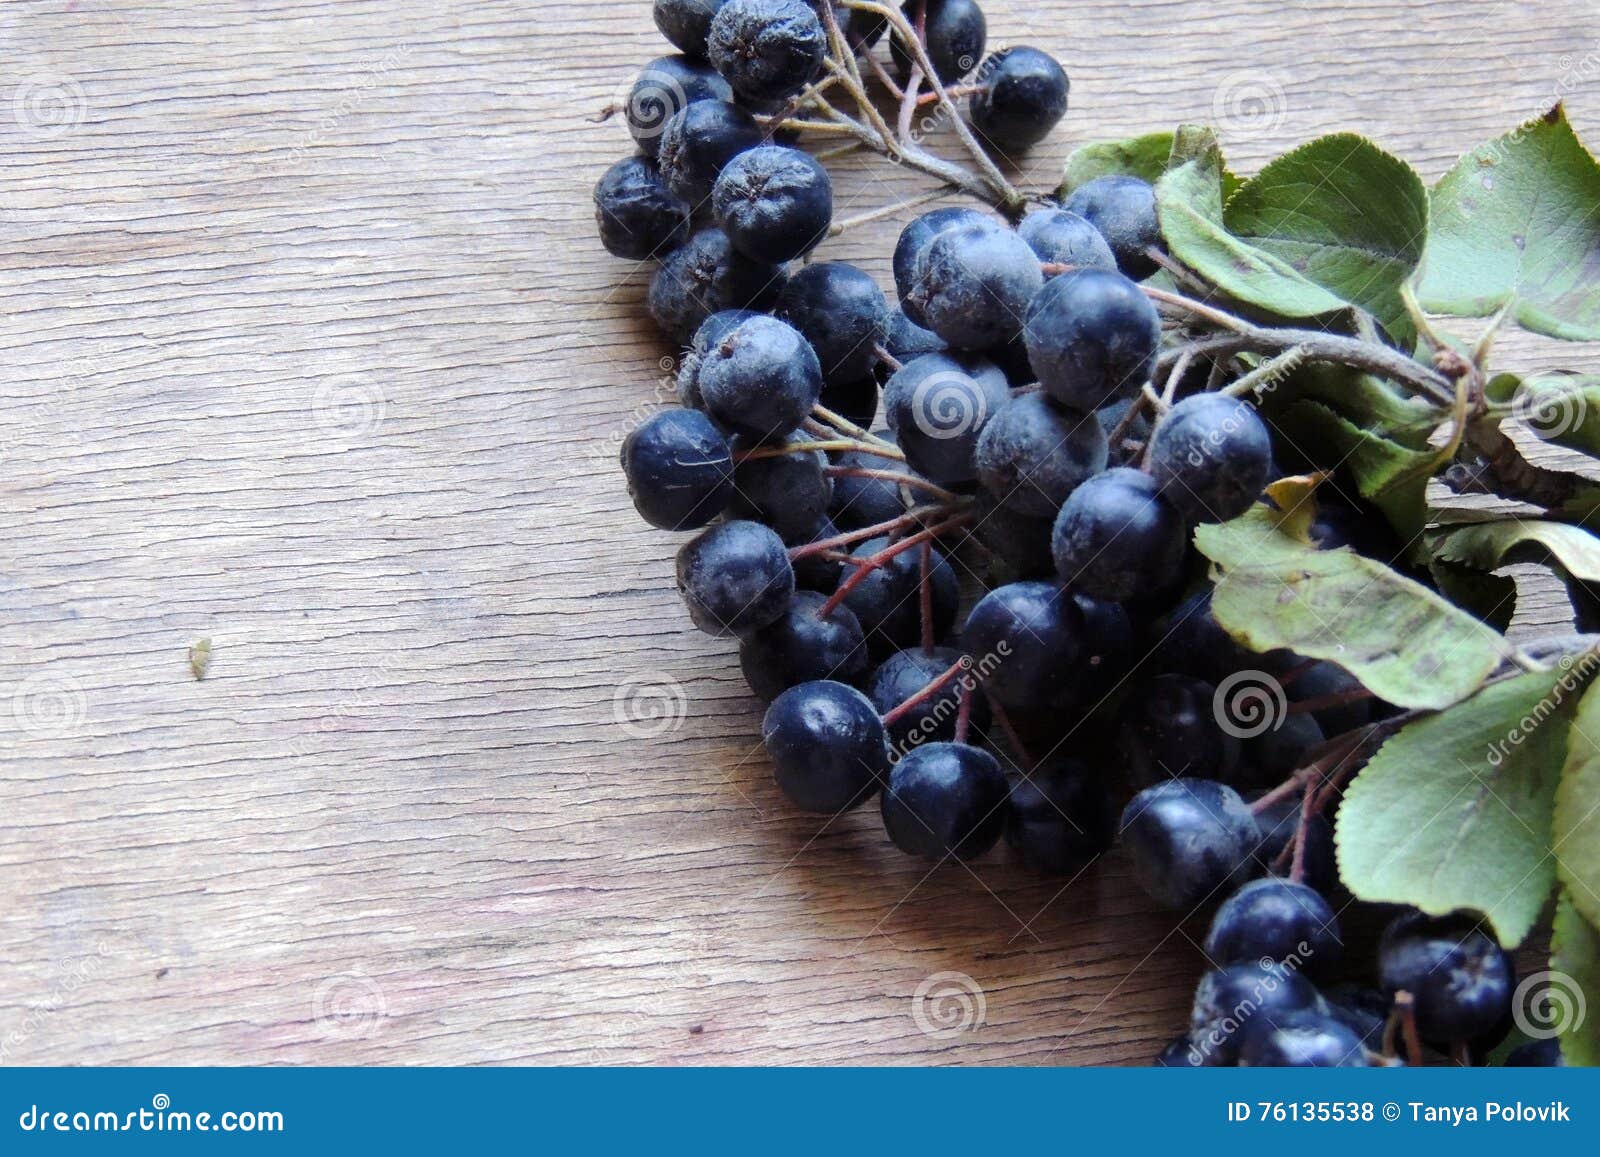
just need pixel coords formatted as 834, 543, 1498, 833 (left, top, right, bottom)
2, 0, 1598, 1066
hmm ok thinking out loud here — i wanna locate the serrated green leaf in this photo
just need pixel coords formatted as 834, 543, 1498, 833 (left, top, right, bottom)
1417, 105, 1600, 341
1156, 131, 1429, 343
1061, 128, 1244, 200
1556, 680, 1600, 929
1258, 363, 1440, 446
1271, 399, 1444, 548
1337, 667, 1586, 947
1436, 520, 1600, 584
1194, 506, 1511, 709
1551, 893, 1600, 1065
1060, 132, 1176, 193
1501, 374, 1600, 456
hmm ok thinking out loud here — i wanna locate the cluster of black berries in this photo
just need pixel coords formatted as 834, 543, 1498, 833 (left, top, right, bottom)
595, 1, 1562, 1068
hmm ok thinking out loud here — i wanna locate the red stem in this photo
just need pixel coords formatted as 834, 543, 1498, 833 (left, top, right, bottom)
881, 656, 971, 728
952, 678, 974, 745
919, 539, 934, 653
815, 515, 971, 619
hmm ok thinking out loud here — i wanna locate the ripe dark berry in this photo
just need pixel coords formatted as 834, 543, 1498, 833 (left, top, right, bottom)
1146, 588, 1251, 684
974, 392, 1108, 519
1051, 467, 1187, 601
1205, 878, 1344, 978
834, 4, 887, 52
1377, 910, 1515, 1044
762, 680, 889, 813
882, 306, 948, 366
1120, 778, 1258, 909
1148, 393, 1273, 523
779, 262, 890, 386
1189, 960, 1323, 1064
696, 314, 823, 439
883, 351, 1010, 485
1243, 711, 1323, 785
1238, 1012, 1369, 1067
1506, 1038, 1566, 1066
653, 0, 730, 58
713, 145, 833, 263
657, 99, 763, 206
619, 408, 734, 530
1155, 1038, 1205, 1067
1018, 207, 1116, 275
968, 46, 1069, 152
888, 0, 986, 84
961, 581, 1084, 711
842, 536, 959, 657
905, 220, 1044, 349
1250, 792, 1338, 892
1279, 656, 1372, 736
648, 228, 785, 341
1023, 269, 1161, 411
819, 376, 881, 430
740, 590, 869, 700
792, 517, 845, 592
707, 0, 827, 103
868, 644, 988, 751
677, 308, 762, 411
881, 741, 1008, 859
728, 432, 833, 542
1324, 984, 1391, 1053
626, 55, 734, 157
675, 519, 795, 636
1117, 674, 1241, 788
594, 155, 692, 261
1005, 758, 1115, 874
893, 206, 988, 327
828, 435, 911, 530
962, 492, 1055, 578
1063, 175, 1163, 280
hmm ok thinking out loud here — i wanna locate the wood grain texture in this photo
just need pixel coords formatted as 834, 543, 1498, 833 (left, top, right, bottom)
1, 0, 1597, 1066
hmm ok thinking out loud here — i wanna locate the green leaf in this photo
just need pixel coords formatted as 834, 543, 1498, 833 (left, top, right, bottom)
1551, 893, 1600, 1066
1271, 400, 1444, 548
1155, 131, 1429, 343
1337, 667, 1586, 947
1417, 105, 1600, 341
1059, 128, 1243, 199
1060, 132, 1176, 192
1257, 363, 1440, 446
1555, 679, 1600, 929
1194, 506, 1512, 709
1501, 374, 1600, 456
1436, 521, 1600, 584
